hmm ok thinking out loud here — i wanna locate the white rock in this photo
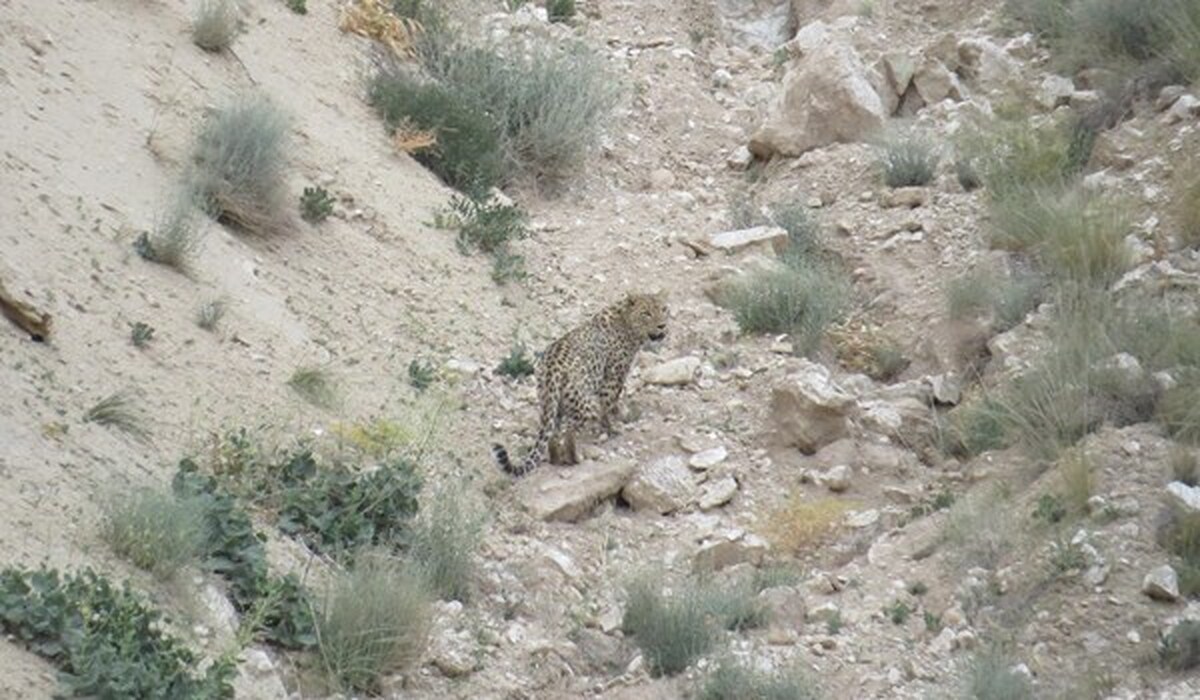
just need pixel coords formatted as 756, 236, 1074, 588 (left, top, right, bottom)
749, 35, 886, 157
622, 455, 697, 514
1166, 94, 1200, 124
727, 145, 754, 171
689, 445, 728, 470
820, 464, 852, 493
1037, 74, 1075, 109
698, 476, 739, 510
846, 509, 879, 528
769, 360, 855, 453
1167, 481, 1200, 515
1143, 565, 1181, 602
709, 225, 790, 255
644, 356, 701, 386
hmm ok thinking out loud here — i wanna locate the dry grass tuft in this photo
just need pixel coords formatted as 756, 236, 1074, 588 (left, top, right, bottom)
763, 495, 852, 555
340, 0, 422, 58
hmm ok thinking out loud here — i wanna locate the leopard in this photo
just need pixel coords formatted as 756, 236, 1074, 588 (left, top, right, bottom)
492, 292, 668, 477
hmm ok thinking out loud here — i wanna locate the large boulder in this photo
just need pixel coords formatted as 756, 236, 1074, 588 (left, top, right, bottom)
517, 460, 636, 522
749, 31, 886, 157
769, 360, 855, 453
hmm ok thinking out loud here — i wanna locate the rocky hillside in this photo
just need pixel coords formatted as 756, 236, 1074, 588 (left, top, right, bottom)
3, 0, 1200, 698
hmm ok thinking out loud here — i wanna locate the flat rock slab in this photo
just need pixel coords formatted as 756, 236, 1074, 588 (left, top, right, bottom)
709, 225, 789, 255
517, 460, 636, 522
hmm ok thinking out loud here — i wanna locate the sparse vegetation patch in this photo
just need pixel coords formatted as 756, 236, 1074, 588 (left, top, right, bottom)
188, 94, 291, 236
717, 261, 850, 355
192, 0, 241, 52
698, 657, 818, 700
878, 129, 940, 187
300, 186, 335, 223
0, 566, 235, 698
102, 488, 211, 579
622, 577, 714, 677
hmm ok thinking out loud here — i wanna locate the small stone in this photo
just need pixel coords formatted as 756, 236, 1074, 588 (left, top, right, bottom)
644, 356, 701, 386
882, 187, 927, 209
1127, 630, 1141, 644
709, 225, 790, 255
928, 373, 961, 405
698, 476, 738, 510
1143, 565, 1181, 602
647, 168, 676, 190
689, 446, 728, 470
712, 68, 733, 88
820, 464, 852, 493
1157, 85, 1187, 111
846, 509, 879, 528
727, 145, 754, 171
694, 531, 769, 572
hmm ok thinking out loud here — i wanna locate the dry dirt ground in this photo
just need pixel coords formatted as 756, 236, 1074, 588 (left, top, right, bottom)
2, 0, 1200, 698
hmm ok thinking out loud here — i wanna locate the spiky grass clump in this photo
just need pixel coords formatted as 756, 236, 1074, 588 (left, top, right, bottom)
988, 186, 1131, 287
406, 485, 485, 602
188, 94, 291, 236
134, 195, 204, 271
191, 0, 241, 52
768, 201, 822, 261
878, 130, 940, 187
497, 341, 535, 379
944, 489, 1016, 569
960, 117, 1076, 200
102, 489, 211, 579
300, 186, 335, 223
1174, 163, 1200, 248
622, 577, 714, 677
83, 391, 149, 440
197, 299, 226, 331
288, 366, 341, 410
946, 268, 1044, 332
1170, 445, 1199, 486
1159, 372, 1200, 445
316, 554, 431, 693
718, 262, 850, 355
1159, 619, 1200, 671
698, 658, 818, 700
967, 650, 1034, 700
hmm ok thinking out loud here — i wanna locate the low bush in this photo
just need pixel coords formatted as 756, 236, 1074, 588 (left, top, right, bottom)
316, 554, 431, 693
718, 262, 850, 355
102, 488, 211, 579
300, 186, 335, 223
173, 461, 316, 649
966, 649, 1034, 700
0, 566, 235, 698
135, 195, 204, 270
405, 485, 485, 602
698, 657, 818, 700
623, 577, 714, 677
497, 341, 536, 379
192, 0, 241, 52
188, 94, 291, 236
1159, 619, 1200, 671
764, 495, 850, 555
288, 366, 340, 410
877, 130, 940, 187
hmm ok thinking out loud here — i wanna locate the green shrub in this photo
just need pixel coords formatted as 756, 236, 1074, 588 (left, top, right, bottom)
188, 94, 291, 236
885, 600, 912, 625
129, 321, 155, 348
966, 650, 1034, 700
623, 577, 714, 677
1170, 445, 1199, 486
878, 130, 940, 187
369, 68, 504, 198
1033, 493, 1068, 524
300, 186, 334, 223
1160, 0, 1200, 83
547, 0, 576, 23
406, 485, 485, 602
946, 397, 1011, 457
989, 186, 1131, 287
1070, 0, 1166, 65
497, 341, 536, 379
102, 489, 211, 579
287, 0, 307, 14
197, 299, 227, 331
1175, 163, 1200, 248
135, 195, 204, 270
0, 566, 235, 698
192, 0, 240, 52
273, 450, 422, 556
448, 194, 528, 254
1159, 620, 1200, 671
946, 268, 1044, 332
718, 262, 850, 355
1159, 372, 1200, 445
1004, 0, 1072, 39
698, 658, 818, 700
173, 461, 317, 649
407, 358, 435, 391
768, 201, 822, 261
701, 580, 771, 632
288, 366, 340, 410
316, 555, 431, 693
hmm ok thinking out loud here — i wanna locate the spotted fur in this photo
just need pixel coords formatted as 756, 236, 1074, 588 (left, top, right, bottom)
492, 292, 668, 476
